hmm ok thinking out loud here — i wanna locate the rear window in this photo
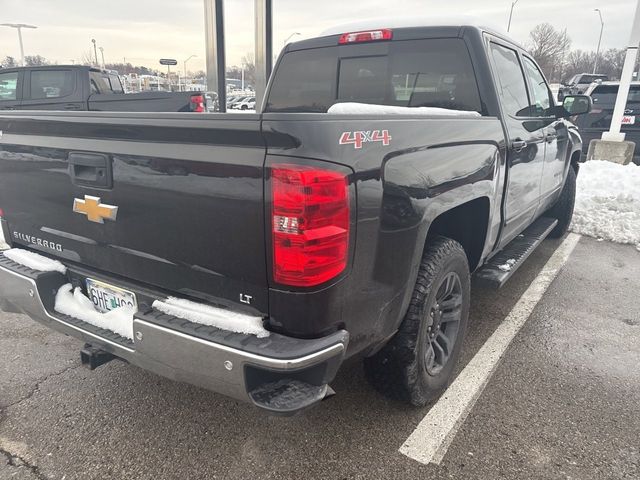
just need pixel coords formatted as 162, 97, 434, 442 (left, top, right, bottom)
591, 85, 640, 105
266, 38, 483, 114
89, 71, 123, 94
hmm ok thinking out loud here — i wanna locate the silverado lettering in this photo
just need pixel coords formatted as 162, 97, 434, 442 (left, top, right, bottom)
12, 232, 63, 252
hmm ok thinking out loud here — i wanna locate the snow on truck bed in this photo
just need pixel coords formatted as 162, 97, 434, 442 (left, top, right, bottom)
570, 160, 640, 250
327, 102, 481, 117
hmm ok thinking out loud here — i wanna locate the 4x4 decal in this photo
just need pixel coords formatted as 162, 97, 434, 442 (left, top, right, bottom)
339, 130, 392, 149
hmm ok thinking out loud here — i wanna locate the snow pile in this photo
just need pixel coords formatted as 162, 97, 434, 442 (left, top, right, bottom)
4, 248, 67, 274
327, 102, 481, 117
153, 297, 269, 338
570, 160, 640, 250
54, 284, 134, 340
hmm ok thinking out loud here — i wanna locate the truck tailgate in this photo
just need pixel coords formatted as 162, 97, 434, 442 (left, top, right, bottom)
0, 113, 268, 314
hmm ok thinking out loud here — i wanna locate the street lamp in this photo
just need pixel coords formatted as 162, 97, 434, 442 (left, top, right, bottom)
99, 46, 106, 70
0, 23, 37, 66
284, 32, 301, 46
91, 39, 98, 67
593, 9, 605, 74
184, 54, 197, 89
507, 0, 519, 33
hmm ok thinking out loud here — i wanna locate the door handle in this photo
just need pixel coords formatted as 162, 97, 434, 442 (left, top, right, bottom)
512, 140, 527, 153
63, 104, 82, 110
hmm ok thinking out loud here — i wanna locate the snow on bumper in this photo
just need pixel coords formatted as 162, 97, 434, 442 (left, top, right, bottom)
0, 253, 348, 413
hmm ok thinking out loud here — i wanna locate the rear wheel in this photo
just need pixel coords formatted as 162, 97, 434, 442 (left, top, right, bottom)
546, 165, 576, 238
364, 236, 470, 406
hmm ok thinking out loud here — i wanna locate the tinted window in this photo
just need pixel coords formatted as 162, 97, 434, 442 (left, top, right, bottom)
0, 72, 19, 101
108, 74, 124, 93
522, 57, 552, 117
591, 85, 640, 105
490, 43, 530, 117
266, 39, 483, 114
89, 71, 114, 94
30, 70, 75, 99
265, 48, 336, 112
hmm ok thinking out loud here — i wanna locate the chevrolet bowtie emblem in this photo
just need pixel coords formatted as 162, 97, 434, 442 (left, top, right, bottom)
73, 195, 118, 224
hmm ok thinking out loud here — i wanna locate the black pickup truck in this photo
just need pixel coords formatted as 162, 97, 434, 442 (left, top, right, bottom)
0, 65, 208, 113
0, 20, 591, 414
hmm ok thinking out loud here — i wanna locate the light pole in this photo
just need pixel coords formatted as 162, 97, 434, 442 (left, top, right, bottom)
507, 0, 519, 33
284, 32, 301, 46
0, 23, 37, 66
184, 54, 197, 89
593, 9, 605, 74
99, 46, 105, 70
91, 39, 98, 67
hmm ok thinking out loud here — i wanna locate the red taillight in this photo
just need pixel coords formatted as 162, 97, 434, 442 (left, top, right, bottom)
190, 95, 206, 113
0, 208, 4, 218
339, 29, 392, 44
271, 164, 350, 287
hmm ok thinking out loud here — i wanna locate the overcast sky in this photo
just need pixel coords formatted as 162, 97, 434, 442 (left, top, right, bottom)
0, 0, 636, 72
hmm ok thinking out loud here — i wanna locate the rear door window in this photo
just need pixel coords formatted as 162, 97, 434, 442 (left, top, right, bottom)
266, 38, 483, 114
29, 70, 75, 99
0, 72, 19, 101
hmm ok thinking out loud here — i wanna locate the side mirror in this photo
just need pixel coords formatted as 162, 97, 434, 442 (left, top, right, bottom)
558, 94, 592, 118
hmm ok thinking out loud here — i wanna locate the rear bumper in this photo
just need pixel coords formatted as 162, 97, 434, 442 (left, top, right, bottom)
0, 255, 348, 414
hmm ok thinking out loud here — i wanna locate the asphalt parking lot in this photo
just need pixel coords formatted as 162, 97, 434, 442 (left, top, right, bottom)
1, 235, 639, 480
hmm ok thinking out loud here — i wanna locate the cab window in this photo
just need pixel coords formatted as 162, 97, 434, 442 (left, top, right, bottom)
29, 70, 75, 99
522, 56, 553, 117
0, 72, 19, 101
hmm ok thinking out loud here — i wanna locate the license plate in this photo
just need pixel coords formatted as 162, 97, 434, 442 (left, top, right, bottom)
85, 278, 137, 313
622, 115, 635, 125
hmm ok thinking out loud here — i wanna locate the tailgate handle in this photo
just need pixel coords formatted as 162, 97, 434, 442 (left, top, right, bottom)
68, 152, 113, 189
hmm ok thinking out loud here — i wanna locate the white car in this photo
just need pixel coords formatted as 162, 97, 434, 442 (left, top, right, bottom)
237, 97, 255, 111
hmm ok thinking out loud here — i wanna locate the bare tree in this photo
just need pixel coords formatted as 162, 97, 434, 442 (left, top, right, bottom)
80, 50, 96, 66
563, 50, 595, 81
528, 23, 571, 82
1, 56, 18, 68
241, 52, 256, 87
24, 55, 49, 66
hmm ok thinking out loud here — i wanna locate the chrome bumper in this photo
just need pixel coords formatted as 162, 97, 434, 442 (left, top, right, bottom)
0, 260, 348, 414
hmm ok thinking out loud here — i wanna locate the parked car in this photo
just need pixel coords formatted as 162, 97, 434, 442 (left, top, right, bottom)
558, 73, 608, 101
225, 95, 239, 107
0, 65, 208, 113
0, 19, 590, 414
575, 81, 640, 165
229, 95, 251, 109
237, 97, 256, 110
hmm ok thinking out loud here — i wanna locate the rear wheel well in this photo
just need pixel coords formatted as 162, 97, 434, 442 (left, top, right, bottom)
425, 197, 490, 272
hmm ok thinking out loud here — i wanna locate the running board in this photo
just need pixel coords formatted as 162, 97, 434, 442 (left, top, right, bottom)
475, 217, 558, 289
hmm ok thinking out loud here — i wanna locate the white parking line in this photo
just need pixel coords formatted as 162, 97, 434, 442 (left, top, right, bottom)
399, 233, 581, 465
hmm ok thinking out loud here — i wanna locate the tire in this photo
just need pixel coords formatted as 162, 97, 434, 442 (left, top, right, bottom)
546, 165, 576, 238
364, 237, 471, 406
